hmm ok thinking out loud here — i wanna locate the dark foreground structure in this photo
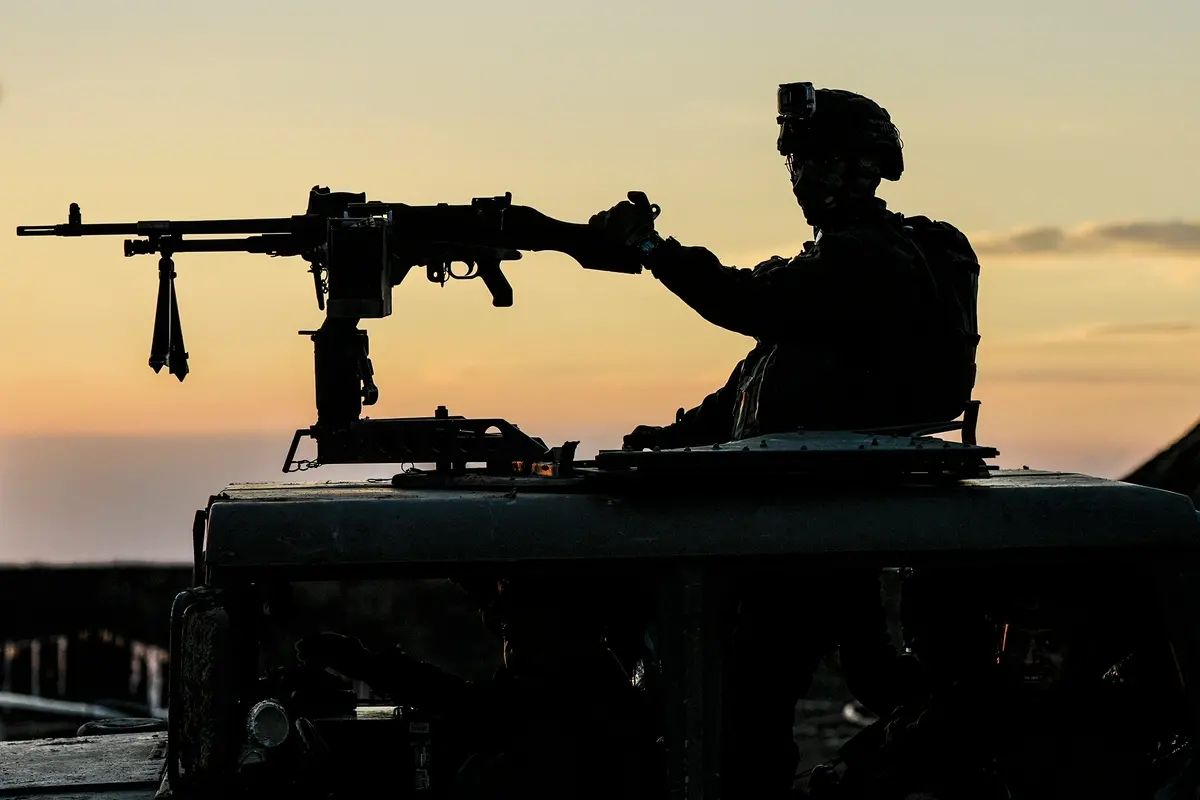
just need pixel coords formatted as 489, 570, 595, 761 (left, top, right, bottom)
1124, 417, 1200, 502
3, 428, 1198, 800
0, 567, 494, 742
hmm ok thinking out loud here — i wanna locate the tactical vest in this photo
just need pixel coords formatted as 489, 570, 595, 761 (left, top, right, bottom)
728, 215, 981, 439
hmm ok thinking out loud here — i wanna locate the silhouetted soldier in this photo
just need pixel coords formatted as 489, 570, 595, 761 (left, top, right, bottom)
588, 82, 982, 800
593, 81, 979, 448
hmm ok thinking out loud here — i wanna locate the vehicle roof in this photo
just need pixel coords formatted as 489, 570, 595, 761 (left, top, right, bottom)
0, 731, 164, 799
202, 468, 1200, 570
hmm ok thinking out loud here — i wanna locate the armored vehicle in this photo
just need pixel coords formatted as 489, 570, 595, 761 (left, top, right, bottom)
10, 194, 1200, 797
3, 418, 1200, 799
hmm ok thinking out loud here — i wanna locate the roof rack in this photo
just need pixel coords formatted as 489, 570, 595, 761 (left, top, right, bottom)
592, 429, 996, 480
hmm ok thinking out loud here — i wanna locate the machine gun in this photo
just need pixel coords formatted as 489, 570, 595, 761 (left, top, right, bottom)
17, 186, 657, 473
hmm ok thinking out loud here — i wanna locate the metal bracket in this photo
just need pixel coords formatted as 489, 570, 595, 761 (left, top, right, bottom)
282, 409, 551, 474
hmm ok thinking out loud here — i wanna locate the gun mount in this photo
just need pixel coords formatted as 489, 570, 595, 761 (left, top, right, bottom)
17, 187, 649, 473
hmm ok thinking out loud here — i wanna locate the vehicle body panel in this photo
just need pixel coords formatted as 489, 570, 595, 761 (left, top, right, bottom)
203, 470, 1200, 571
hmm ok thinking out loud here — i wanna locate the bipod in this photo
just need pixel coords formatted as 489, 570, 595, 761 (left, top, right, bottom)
148, 242, 189, 381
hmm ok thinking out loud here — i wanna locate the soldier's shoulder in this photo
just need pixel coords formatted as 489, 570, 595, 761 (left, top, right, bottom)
899, 214, 969, 238
807, 224, 898, 260
897, 215, 979, 258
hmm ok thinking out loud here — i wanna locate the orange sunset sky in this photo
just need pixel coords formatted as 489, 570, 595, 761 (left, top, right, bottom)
1, 1, 1199, 561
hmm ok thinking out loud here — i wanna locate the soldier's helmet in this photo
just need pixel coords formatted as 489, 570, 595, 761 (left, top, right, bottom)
776, 82, 904, 181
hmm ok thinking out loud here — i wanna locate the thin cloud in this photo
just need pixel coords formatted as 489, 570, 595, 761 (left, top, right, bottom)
1088, 322, 1200, 338
992, 321, 1200, 346
974, 221, 1200, 257
729, 219, 1200, 268
983, 369, 1200, 386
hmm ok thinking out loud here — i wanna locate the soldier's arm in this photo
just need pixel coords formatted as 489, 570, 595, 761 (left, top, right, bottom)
644, 235, 884, 341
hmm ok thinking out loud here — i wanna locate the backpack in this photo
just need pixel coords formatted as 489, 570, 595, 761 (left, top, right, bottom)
888, 214, 982, 410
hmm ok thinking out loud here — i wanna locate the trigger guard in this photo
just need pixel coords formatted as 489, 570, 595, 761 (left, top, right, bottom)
447, 262, 477, 280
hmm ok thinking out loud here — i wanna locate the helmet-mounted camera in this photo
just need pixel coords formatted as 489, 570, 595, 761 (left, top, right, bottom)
777, 81, 816, 122
776, 81, 816, 157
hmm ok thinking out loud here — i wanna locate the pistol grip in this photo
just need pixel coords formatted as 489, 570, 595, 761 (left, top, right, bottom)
476, 260, 514, 307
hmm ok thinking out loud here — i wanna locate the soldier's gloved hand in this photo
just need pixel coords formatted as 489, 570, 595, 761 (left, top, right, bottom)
623, 424, 666, 451
589, 191, 660, 248
295, 633, 372, 678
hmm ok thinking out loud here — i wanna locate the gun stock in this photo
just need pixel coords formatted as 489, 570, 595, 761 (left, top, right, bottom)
506, 208, 645, 275
382, 201, 642, 275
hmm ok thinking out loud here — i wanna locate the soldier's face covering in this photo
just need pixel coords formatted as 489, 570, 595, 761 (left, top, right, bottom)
786, 153, 846, 225
786, 151, 882, 228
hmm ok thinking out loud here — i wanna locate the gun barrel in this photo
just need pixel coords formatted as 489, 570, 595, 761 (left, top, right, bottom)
18, 222, 138, 236
16, 217, 303, 238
